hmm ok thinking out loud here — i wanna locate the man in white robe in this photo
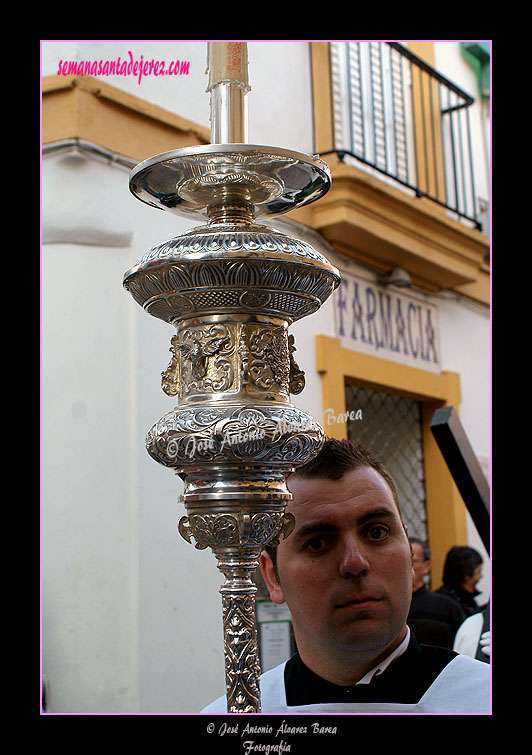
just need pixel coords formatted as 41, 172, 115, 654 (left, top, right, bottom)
202, 439, 490, 714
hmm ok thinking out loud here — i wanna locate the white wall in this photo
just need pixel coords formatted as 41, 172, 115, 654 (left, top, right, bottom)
436, 293, 490, 602
42, 238, 140, 712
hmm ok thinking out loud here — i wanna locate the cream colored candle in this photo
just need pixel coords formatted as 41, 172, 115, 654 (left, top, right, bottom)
207, 42, 250, 143
207, 42, 250, 92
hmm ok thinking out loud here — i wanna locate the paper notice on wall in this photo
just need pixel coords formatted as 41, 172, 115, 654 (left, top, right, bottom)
259, 621, 292, 672
257, 600, 293, 672
257, 600, 292, 623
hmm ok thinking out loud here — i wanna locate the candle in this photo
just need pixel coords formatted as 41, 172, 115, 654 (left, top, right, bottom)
207, 42, 250, 143
207, 42, 250, 92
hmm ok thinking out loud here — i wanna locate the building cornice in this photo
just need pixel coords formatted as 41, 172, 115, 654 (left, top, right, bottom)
293, 157, 490, 304
41, 75, 210, 162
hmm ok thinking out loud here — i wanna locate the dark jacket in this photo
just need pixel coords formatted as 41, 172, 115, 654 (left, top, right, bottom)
435, 584, 484, 616
408, 585, 467, 648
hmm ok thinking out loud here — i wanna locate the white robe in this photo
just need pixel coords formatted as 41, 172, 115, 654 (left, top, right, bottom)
201, 654, 490, 714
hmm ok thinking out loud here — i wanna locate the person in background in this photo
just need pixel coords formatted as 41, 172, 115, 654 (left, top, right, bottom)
407, 537, 467, 649
436, 545, 486, 616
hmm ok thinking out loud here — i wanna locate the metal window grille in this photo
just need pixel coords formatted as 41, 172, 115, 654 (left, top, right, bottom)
345, 383, 428, 540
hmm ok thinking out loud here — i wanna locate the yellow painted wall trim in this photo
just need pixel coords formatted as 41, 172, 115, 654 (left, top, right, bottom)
42, 75, 210, 162
407, 42, 446, 204
315, 334, 467, 588
310, 42, 334, 155
407, 42, 436, 67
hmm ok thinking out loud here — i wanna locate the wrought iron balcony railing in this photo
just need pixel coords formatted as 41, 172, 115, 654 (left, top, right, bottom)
323, 41, 481, 230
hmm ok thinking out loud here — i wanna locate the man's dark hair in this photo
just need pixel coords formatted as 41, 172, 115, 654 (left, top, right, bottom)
409, 537, 431, 562
263, 438, 403, 571
292, 438, 400, 507
442, 545, 482, 588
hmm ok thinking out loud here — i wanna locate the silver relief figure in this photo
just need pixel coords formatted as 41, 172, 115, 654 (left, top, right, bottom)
123, 42, 340, 713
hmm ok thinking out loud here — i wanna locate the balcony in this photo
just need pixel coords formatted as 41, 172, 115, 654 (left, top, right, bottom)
297, 41, 490, 305
324, 41, 481, 230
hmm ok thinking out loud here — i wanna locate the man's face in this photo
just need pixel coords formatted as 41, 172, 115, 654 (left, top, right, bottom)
461, 564, 483, 593
411, 541, 431, 591
261, 467, 413, 669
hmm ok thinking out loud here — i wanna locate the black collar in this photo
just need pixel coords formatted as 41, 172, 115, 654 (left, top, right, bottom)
284, 633, 457, 705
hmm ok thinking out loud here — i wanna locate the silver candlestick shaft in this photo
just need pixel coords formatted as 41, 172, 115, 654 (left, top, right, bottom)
207, 41, 250, 144
123, 42, 340, 713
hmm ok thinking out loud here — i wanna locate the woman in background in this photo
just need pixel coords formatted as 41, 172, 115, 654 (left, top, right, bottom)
436, 546, 486, 616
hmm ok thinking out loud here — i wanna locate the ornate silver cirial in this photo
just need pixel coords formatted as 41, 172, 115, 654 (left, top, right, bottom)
124, 140, 340, 712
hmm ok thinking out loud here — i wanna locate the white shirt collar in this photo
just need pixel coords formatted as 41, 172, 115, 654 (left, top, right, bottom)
355, 626, 411, 685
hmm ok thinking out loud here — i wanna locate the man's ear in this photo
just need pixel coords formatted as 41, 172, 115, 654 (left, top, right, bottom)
260, 550, 285, 605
